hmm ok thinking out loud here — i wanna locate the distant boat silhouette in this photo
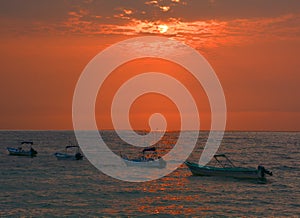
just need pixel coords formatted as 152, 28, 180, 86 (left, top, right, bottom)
7, 141, 38, 157
54, 142, 83, 160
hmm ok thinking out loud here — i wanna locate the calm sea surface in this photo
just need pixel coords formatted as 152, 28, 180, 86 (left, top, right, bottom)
0, 131, 299, 217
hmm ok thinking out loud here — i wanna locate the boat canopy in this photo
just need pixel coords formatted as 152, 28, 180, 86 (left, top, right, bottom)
65, 145, 79, 149
213, 154, 236, 168
214, 154, 226, 157
142, 147, 156, 153
21, 141, 33, 145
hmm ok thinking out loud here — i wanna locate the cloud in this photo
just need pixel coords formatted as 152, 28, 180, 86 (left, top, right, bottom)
1, 0, 300, 49
60, 13, 300, 49
159, 6, 170, 12
1, 0, 300, 23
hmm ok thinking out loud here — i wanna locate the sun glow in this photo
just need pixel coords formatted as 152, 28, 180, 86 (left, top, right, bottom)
158, 24, 168, 33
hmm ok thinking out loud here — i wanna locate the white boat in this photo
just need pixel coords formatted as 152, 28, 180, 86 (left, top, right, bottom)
54, 144, 83, 160
121, 147, 167, 168
7, 141, 37, 157
122, 156, 167, 168
185, 154, 272, 180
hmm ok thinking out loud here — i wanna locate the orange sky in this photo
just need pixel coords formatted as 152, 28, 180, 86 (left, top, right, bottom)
0, 0, 299, 131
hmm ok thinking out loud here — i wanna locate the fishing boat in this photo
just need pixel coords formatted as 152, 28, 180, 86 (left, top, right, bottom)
185, 154, 272, 180
121, 147, 167, 168
54, 144, 83, 160
7, 141, 38, 157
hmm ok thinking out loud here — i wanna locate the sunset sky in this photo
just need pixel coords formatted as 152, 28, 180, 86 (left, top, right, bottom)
1, 0, 299, 131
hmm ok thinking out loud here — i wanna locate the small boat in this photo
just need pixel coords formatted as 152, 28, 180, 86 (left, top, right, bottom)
121, 147, 167, 168
185, 154, 272, 180
54, 144, 83, 160
7, 141, 38, 157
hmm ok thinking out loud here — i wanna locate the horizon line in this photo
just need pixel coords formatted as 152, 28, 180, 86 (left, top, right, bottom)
0, 129, 299, 133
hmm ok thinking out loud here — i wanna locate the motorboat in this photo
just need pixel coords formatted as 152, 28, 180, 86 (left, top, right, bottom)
185, 154, 272, 180
54, 144, 83, 160
121, 147, 167, 168
7, 141, 38, 157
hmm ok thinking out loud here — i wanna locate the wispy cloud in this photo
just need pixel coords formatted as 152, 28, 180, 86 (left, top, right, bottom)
58, 12, 300, 49
1, 0, 300, 50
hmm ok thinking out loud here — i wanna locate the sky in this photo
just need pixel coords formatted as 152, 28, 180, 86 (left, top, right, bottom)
0, 0, 300, 131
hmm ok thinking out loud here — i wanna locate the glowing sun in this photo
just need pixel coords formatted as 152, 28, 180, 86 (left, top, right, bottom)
158, 24, 169, 33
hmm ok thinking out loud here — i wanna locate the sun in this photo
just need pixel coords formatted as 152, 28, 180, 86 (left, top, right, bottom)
158, 24, 169, 33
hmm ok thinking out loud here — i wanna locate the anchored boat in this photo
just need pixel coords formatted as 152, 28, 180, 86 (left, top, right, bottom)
121, 147, 167, 168
7, 141, 38, 157
54, 143, 83, 160
185, 154, 272, 180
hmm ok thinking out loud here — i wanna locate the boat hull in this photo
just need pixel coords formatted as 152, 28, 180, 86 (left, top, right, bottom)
54, 152, 83, 160
185, 161, 262, 179
7, 147, 37, 157
123, 158, 167, 168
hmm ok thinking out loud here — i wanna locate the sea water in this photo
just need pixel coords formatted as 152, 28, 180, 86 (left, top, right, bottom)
0, 131, 299, 217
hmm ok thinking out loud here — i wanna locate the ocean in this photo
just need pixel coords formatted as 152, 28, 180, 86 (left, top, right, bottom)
0, 131, 299, 217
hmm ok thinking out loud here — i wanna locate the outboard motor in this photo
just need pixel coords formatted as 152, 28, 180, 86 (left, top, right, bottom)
75, 152, 83, 160
30, 147, 38, 155
258, 165, 273, 178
